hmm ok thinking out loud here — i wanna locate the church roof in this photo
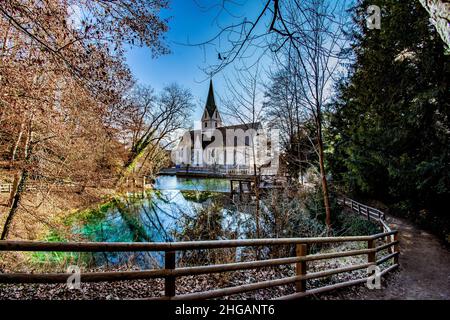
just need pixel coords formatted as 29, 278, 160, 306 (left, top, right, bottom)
186, 122, 262, 149
204, 79, 217, 117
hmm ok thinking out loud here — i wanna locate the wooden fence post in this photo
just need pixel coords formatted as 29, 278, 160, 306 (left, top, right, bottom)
384, 232, 391, 254
230, 180, 233, 198
164, 251, 176, 298
367, 239, 376, 277
368, 239, 376, 264
239, 181, 243, 200
295, 244, 308, 293
393, 232, 400, 265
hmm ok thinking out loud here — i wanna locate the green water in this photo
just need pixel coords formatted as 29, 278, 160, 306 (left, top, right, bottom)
34, 176, 245, 268
154, 175, 230, 193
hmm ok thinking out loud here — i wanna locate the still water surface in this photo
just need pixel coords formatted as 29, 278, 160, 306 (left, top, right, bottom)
50, 176, 244, 267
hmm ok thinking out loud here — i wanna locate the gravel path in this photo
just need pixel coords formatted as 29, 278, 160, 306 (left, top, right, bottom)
323, 214, 450, 300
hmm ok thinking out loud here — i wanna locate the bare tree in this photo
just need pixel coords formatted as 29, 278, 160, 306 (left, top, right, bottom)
222, 65, 265, 172
0, 0, 170, 239
269, 0, 351, 229
263, 67, 317, 185
221, 64, 266, 238
197, 0, 351, 229
118, 84, 194, 185
0, 0, 169, 84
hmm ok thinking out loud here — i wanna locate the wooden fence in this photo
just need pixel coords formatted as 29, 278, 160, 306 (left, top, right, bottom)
0, 184, 12, 193
0, 198, 399, 300
0, 179, 117, 194
338, 197, 386, 221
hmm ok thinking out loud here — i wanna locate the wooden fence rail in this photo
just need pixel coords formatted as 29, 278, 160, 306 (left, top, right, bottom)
0, 197, 399, 300
338, 197, 386, 221
0, 184, 12, 193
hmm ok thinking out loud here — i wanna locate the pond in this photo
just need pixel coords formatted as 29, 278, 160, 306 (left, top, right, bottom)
36, 176, 252, 268
154, 175, 231, 193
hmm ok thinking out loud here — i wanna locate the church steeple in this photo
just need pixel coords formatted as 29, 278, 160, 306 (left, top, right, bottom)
201, 79, 222, 129
205, 79, 217, 117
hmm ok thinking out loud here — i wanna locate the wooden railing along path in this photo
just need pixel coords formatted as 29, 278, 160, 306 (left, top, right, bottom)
339, 197, 385, 221
0, 179, 118, 194
0, 183, 13, 193
0, 197, 399, 300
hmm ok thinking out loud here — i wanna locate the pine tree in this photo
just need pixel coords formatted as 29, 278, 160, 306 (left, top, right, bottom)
329, 0, 450, 239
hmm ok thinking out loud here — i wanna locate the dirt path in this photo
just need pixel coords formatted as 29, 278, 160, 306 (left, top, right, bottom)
327, 214, 450, 300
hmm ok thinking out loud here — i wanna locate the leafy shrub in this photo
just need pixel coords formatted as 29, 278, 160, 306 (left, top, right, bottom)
333, 211, 381, 236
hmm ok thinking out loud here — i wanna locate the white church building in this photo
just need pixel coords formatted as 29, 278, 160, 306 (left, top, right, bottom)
173, 80, 278, 175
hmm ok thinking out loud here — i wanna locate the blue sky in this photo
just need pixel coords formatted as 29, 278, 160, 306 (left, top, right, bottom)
125, 0, 267, 121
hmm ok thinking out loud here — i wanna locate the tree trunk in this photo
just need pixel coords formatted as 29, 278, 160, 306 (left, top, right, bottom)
253, 163, 262, 261
1, 169, 28, 240
10, 119, 25, 163
316, 121, 331, 230
7, 173, 20, 208
1, 122, 33, 240
254, 163, 260, 239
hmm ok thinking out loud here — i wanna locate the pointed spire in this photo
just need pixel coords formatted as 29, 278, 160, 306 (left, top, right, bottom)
205, 79, 217, 117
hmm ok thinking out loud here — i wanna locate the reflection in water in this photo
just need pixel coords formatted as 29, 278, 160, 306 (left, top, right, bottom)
64, 176, 245, 268
154, 175, 230, 193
